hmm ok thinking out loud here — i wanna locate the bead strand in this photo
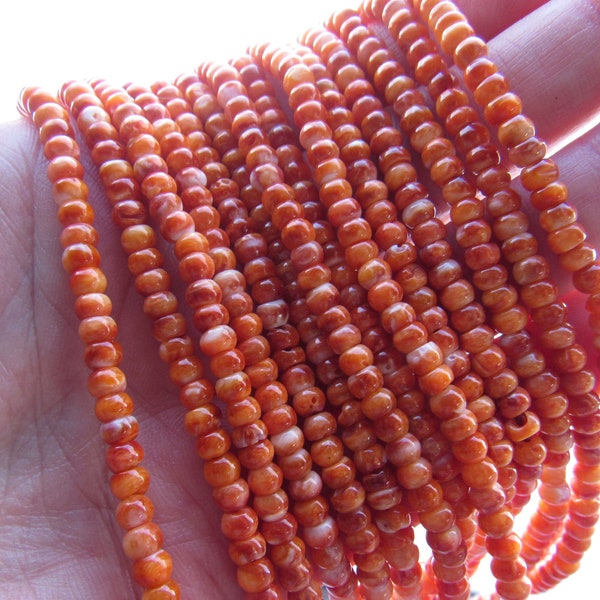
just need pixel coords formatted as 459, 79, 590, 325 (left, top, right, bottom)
57, 79, 263, 597
369, 0, 581, 461
198, 57, 412, 596
351, 4, 579, 593
221, 58, 394, 598
383, 0, 600, 588
251, 50, 428, 598
296, 29, 528, 600
168, 73, 362, 599
138, 79, 326, 598
230, 54, 412, 599
59, 80, 216, 417
253, 48, 482, 593
321, 4, 540, 585
411, 0, 600, 370
87, 80, 295, 599
358, 0, 562, 567
360, 0, 576, 530
20, 88, 179, 600
385, 0, 600, 591
401, 2, 599, 468
196, 59, 396, 599
289, 39, 481, 598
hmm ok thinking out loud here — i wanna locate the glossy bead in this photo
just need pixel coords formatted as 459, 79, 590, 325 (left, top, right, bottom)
110, 467, 150, 500
229, 534, 267, 566
141, 582, 180, 600
132, 550, 173, 589
123, 522, 163, 561
236, 558, 276, 593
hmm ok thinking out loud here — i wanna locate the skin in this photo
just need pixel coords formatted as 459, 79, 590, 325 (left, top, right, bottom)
1, 0, 599, 598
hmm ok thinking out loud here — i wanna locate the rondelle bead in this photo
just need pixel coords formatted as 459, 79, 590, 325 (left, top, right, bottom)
110, 467, 151, 500
123, 522, 164, 561
132, 550, 173, 589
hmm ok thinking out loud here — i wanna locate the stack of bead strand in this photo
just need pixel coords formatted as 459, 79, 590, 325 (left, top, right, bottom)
158, 73, 371, 598
295, 15, 529, 583
299, 3, 565, 596
196, 57, 437, 599
19, 89, 179, 599
359, 0, 599, 594
217, 53, 426, 598
18, 0, 600, 599
66, 77, 324, 599
245, 44, 482, 599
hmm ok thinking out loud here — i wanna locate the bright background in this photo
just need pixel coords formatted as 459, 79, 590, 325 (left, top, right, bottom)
2, 0, 598, 597
0, 0, 353, 121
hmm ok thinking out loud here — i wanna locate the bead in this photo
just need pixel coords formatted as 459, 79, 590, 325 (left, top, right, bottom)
221, 507, 259, 542
123, 522, 163, 561
132, 550, 173, 589
204, 452, 242, 488
497, 114, 536, 149
109, 466, 150, 500
236, 558, 276, 593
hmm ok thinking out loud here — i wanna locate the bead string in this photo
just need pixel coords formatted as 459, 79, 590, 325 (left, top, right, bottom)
18, 0, 599, 599
21, 90, 179, 599
304, 5, 562, 585
199, 58, 414, 598
359, 1, 599, 592
198, 56, 428, 598
248, 43, 477, 599
166, 74, 373, 597
276, 32, 513, 587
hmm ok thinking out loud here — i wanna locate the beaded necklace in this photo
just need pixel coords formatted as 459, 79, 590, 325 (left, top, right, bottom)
18, 0, 599, 598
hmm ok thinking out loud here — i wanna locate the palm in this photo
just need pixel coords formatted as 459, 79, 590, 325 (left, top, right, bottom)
0, 0, 599, 598
0, 122, 242, 598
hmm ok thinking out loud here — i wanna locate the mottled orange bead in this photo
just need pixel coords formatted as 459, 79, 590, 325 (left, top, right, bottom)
132, 549, 173, 589
440, 20, 474, 57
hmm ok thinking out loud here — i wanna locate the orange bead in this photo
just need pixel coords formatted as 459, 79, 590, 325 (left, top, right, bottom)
116, 494, 154, 531
109, 466, 150, 500
440, 21, 474, 57
132, 550, 173, 590
141, 581, 180, 600
454, 36, 487, 70
123, 522, 163, 561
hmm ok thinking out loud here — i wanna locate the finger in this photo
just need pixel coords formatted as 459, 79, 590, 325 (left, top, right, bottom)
549, 121, 600, 249
454, 0, 548, 40
520, 121, 600, 284
558, 121, 600, 346
521, 121, 600, 350
488, 0, 600, 149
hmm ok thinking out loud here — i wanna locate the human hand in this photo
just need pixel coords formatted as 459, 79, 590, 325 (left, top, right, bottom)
0, 110, 242, 599
1, 1, 599, 598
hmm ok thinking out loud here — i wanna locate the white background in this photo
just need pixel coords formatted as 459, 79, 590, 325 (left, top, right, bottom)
0, 0, 352, 121
1, 0, 598, 597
